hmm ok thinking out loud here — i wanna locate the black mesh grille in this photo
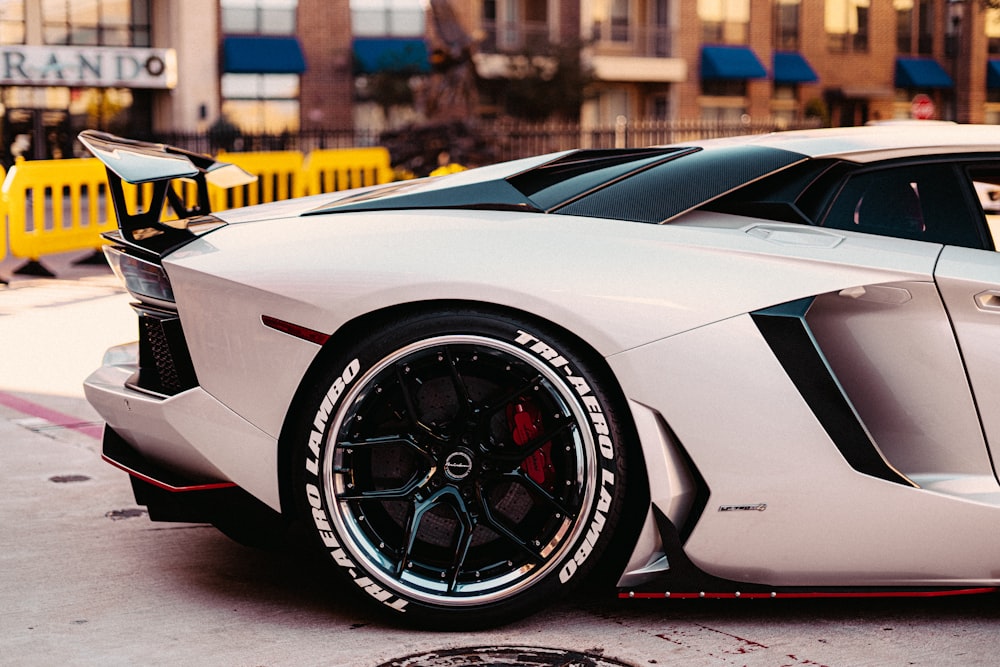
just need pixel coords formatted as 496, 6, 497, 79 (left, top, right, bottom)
134, 306, 198, 396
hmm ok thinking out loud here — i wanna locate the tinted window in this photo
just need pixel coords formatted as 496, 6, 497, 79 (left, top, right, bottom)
967, 166, 1000, 250
701, 158, 843, 224
820, 163, 988, 249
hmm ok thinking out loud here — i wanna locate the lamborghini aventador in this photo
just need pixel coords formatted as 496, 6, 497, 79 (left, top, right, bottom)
81, 125, 1000, 628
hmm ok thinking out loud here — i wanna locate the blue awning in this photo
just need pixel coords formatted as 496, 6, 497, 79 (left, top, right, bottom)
895, 57, 953, 89
701, 46, 767, 81
988, 60, 1000, 89
773, 51, 818, 84
223, 36, 306, 74
353, 38, 429, 74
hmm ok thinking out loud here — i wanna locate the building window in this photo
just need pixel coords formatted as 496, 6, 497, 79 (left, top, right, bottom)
702, 79, 747, 97
987, 7, 1000, 55
221, 0, 297, 36
221, 73, 300, 133
985, 91, 1000, 124
917, 0, 932, 54
895, 0, 912, 53
826, 0, 869, 53
649, 93, 670, 120
771, 83, 798, 128
0, 0, 25, 44
700, 79, 747, 122
604, 87, 629, 122
481, 0, 551, 52
651, 0, 670, 56
700, 0, 750, 45
353, 0, 425, 38
774, 0, 800, 51
898, 0, 932, 54
41, 0, 151, 46
986, 86, 1000, 124
609, 0, 629, 41
591, 0, 630, 43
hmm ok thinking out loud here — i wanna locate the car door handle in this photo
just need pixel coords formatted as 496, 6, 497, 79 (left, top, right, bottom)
974, 290, 1000, 312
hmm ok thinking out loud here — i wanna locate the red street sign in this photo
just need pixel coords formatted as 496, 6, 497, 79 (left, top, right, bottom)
911, 94, 935, 120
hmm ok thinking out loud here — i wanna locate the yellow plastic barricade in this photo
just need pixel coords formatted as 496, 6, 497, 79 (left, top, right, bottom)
2, 157, 115, 265
211, 150, 305, 211
0, 164, 7, 265
303, 147, 393, 195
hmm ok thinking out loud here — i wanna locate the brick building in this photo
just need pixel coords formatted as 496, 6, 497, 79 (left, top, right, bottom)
2, 0, 1000, 165
449, 0, 1000, 127
0, 0, 354, 163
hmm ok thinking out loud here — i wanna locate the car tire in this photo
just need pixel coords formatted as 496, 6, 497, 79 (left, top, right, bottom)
291, 308, 630, 628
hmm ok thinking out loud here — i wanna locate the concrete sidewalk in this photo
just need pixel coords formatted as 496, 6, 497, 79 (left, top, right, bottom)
1, 247, 115, 284
0, 254, 134, 399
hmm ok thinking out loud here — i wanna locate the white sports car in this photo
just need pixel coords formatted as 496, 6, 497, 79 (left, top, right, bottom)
82, 126, 1000, 628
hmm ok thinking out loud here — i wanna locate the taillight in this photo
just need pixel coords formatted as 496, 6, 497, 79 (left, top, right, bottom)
104, 245, 175, 305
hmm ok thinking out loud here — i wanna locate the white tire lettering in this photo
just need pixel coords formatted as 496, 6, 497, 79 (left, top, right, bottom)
514, 330, 619, 586
311, 506, 332, 532
305, 359, 361, 479
559, 559, 578, 583
306, 482, 322, 508
304, 358, 410, 614
598, 434, 614, 459
313, 395, 333, 432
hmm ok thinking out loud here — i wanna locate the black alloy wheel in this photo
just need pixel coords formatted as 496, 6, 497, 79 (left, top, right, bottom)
293, 310, 630, 628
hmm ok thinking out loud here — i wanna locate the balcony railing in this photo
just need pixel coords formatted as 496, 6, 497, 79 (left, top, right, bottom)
591, 22, 673, 58
479, 20, 552, 54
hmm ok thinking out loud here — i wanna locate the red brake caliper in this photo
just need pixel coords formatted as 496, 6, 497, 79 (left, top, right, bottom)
507, 400, 554, 489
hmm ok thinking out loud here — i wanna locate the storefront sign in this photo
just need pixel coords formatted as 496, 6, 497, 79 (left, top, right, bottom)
0, 46, 177, 89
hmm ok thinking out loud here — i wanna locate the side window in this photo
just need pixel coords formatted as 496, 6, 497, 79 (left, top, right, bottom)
968, 167, 1000, 250
821, 164, 988, 249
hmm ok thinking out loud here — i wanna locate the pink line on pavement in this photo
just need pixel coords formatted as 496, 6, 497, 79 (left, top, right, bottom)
0, 390, 104, 440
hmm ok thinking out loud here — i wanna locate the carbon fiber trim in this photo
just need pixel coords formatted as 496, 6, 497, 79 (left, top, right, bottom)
554, 145, 807, 223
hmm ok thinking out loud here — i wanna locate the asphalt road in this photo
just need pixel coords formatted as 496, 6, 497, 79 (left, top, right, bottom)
3, 253, 1000, 666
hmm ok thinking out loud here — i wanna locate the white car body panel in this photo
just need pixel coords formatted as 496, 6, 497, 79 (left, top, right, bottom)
936, 245, 1000, 470
703, 123, 1000, 162
84, 345, 282, 508
162, 210, 940, 442
610, 314, 1000, 585
807, 280, 991, 477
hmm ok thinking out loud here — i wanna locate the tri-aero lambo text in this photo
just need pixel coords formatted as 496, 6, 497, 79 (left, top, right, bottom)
82, 125, 1000, 628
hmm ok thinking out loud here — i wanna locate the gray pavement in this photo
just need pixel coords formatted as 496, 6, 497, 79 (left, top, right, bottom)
3, 254, 1000, 666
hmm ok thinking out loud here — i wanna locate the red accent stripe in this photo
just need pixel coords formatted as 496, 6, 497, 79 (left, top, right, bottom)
620, 587, 998, 600
0, 390, 104, 440
101, 454, 237, 493
262, 315, 330, 345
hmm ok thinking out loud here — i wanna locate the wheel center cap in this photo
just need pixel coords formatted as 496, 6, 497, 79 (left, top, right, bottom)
443, 450, 474, 481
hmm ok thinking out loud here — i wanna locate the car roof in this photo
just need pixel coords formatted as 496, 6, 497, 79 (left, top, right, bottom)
302, 125, 1000, 224
686, 124, 1000, 163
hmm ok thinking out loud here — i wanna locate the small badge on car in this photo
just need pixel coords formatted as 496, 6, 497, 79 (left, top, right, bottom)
718, 503, 767, 512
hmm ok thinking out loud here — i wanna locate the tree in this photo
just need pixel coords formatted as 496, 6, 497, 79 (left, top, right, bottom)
493, 39, 594, 121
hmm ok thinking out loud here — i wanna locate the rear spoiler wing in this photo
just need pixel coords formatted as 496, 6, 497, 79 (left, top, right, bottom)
78, 130, 256, 254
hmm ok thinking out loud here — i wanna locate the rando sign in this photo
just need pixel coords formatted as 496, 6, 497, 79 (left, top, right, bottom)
911, 94, 935, 120
0, 46, 177, 89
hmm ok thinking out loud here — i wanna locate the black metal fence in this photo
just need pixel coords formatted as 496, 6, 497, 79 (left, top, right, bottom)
132, 117, 823, 167
480, 118, 824, 163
